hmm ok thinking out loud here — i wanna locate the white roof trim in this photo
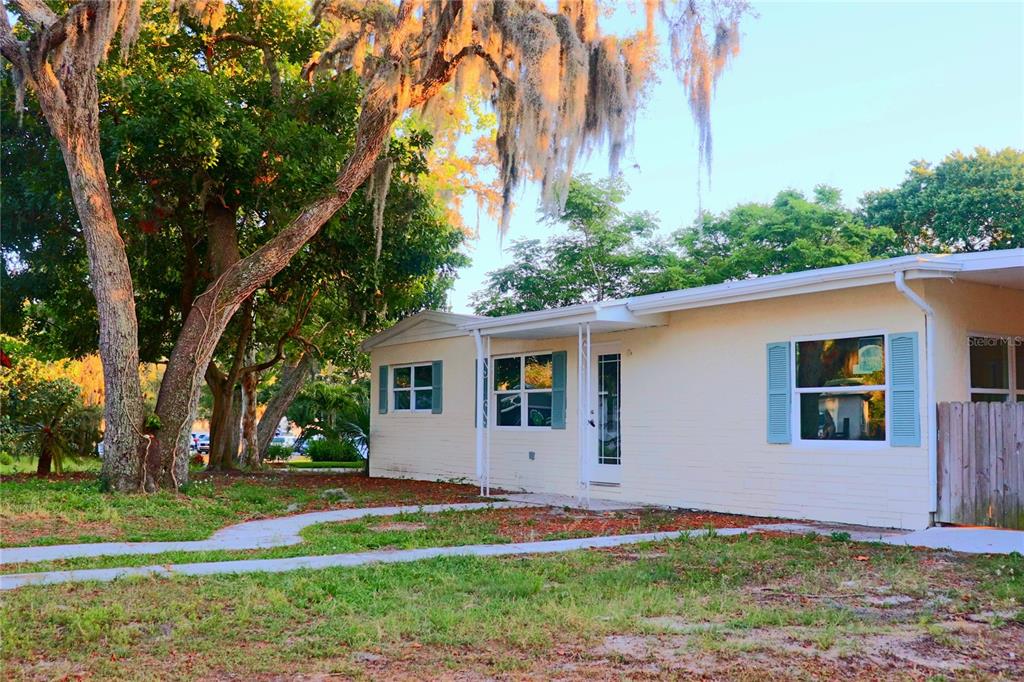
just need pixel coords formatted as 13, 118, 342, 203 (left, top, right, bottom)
365, 250, 1023, 349
360, 311, 483, 351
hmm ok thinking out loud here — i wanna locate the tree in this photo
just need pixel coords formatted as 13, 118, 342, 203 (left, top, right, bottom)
2, 0, 748, 490
860, 147, 1024, 253
666, 186, 896, 287
3, 2, 466, 479
472, 176, 672, 315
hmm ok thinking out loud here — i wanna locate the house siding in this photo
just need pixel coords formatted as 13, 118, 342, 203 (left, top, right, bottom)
369, 280, 1018, 530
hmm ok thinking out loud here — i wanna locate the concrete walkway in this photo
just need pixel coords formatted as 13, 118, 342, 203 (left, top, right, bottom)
0, 528, 752, 590
0, 502, 530, 565
2, 497, 1021, 591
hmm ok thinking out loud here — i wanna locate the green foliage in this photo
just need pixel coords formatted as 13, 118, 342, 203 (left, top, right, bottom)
471, 176, 672, 315
861, 147, 1024, 253
1, 0, 467, 372
667, 186, 897, 288
306, 438, 361, 463
289, 381, 370, 454
471, 178, 898, 314
0, 357, 101, 475
265, 445, 293, 462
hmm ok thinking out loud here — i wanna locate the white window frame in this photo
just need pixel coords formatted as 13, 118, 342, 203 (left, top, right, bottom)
966, 332, 1022, 402
391, 362, 434, 413
491, 352, 554, 430
791, 330, 891, 449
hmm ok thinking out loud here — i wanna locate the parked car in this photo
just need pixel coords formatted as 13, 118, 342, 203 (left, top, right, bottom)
196, 433, 210, 454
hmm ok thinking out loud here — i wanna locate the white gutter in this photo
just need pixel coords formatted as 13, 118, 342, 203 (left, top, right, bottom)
894, 270, 938, 517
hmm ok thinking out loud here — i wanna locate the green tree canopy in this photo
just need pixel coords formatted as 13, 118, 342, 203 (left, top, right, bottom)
667, 186, 897, 288
471, 177, 672, 316
860, 147, 1023, 253
471, 180, 898, 315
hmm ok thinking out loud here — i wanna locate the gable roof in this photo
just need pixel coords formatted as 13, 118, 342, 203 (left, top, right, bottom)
360, 311, 483, 351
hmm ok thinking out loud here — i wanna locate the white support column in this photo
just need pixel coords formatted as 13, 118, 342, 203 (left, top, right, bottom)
577, 323, 592, 508
485, 335, 493, 497
474, 330, 485, 496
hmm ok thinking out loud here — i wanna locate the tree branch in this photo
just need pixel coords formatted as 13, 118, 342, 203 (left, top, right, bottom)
240, 288, 320, 377
11, 0, 58, 29
0, 2, 26, 67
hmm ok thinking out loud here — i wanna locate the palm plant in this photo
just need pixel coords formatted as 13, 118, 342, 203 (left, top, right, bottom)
8, 377, 101, 476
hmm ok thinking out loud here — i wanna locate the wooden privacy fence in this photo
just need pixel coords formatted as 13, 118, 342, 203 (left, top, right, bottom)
937, 401, 1024, 529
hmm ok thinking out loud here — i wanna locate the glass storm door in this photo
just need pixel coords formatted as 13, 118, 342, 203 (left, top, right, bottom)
591, 352, 622, 484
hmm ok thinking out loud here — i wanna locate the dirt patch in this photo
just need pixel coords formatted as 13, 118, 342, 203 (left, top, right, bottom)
488, 507, 774, 543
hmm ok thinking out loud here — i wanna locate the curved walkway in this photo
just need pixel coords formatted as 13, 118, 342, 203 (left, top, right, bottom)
0, 502, 530, 565
0, 528, 752, 590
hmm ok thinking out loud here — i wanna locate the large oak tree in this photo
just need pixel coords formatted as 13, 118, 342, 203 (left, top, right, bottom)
1, 0, 747, 490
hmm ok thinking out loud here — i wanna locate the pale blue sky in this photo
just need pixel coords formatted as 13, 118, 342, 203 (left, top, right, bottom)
447, 0, 1024, 312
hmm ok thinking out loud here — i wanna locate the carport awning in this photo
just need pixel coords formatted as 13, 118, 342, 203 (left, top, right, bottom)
458, 301, 667, 339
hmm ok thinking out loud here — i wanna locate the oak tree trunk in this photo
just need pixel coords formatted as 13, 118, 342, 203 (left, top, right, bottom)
33, 71, 145, 492
239, 363, 260, 468
205, 374, 236, 471
256, 351, 317, 460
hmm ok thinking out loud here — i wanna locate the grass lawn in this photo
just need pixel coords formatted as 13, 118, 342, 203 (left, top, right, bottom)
0, 472, 487, 547
2, 533, 1021, 679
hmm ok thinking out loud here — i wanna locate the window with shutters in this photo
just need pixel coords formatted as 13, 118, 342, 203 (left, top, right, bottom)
795, 334, 887, 442
968, 335, 1023, 402
392, 363, 433, 412
493, 353, 553, 428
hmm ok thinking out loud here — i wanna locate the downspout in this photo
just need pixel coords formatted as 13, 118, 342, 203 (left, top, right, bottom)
894, 270, 938, 517
473, 329, 485, 496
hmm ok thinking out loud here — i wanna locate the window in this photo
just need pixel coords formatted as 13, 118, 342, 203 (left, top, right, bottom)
493, 354, 553, 427
968, 335, 1023, 402
795, 335, 886, 441
393, 363, 433, 411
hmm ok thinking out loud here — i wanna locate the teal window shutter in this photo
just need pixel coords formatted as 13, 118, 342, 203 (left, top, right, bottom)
766, 342, 791, 443
474, 359, 488, 426
431, 360, 443, 414
551, 350, 567, 430
378, 365, 388, 414
889, 332, 921, 447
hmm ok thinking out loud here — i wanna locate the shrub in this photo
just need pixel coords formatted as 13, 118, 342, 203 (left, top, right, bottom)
306, 438, 361, 462
0, 452, 13, 466
266, 444, 293, 461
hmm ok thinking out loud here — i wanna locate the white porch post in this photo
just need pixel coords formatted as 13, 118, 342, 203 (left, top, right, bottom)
473, 329, 485, 496
485, 335, 492, 497
577, 322, 592, 507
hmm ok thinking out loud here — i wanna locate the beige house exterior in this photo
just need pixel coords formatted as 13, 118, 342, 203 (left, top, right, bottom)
363, 251, 1024, 530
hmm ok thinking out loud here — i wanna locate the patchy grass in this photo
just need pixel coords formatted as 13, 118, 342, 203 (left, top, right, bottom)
0, 473, 488, 547
285, 460, 365, 469
1, 506, 767, 575
1, 534, 1021, 680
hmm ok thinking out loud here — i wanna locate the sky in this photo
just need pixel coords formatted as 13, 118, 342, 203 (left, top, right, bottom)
446, 0, 1024, 313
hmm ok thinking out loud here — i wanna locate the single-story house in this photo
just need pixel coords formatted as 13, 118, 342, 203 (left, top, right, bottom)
362, 250, 1024, 529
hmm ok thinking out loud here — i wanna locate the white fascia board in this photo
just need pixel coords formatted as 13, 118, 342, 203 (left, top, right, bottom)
952, 248, 1024, 272
627, 260, 962, 316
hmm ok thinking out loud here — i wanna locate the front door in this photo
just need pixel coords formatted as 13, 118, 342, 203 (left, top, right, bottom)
590, 350, 622, 484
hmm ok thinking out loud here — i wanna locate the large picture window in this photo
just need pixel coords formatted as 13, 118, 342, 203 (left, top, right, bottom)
393, 363, 433, 411
493, 354, 553, 427
796, 335, 886, 441
969, 335, 1023, 402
